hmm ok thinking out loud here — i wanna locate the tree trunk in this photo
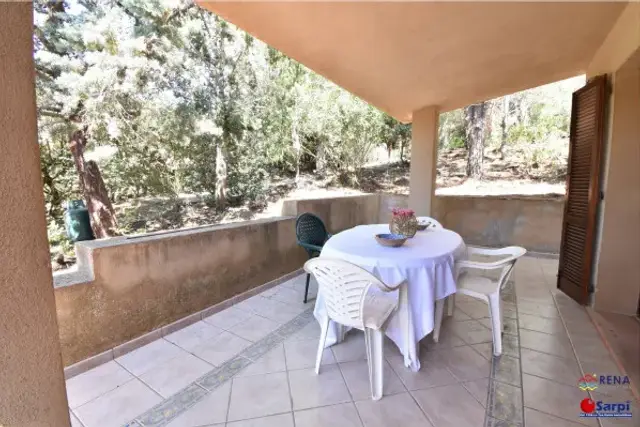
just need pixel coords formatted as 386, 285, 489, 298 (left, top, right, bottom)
69, 129, 118, 238
499, 95, 509, 159
316, 139, 326, 175
464, 102, 487, 179
215, 141, 227, 209
292, 119, 301, 182
400, 139, 406, 163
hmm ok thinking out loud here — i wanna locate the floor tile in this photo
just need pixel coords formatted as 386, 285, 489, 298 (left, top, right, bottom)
520, 329, 575, 359
519, 313, 567, 336
232, 314, 281, 342
571, 334, 612, 364
439, 345, 491, 381
164, 321, 223, 351
66, 361, 134, 409
471, 343, 494, 361
227, 372, 291, 421
339, 359, 405, 400
139, 353, 213, 397
115, 339, 187, 377
203, 307, 252, 330
413, 384, 486, 427
191, 331, 252, 366
238, 343, 287, 377
421, 323, 467, 351
387, 351, 458, 391
462, 378, 489, 407
449, 319, 494, 345
330, 331, 368, 363
493, 355, 522, 387
269, 286, 309, 309
521, 348, 581, 387
355, 392, 433, 427
236, 295, 302, 319
284, 338, 336, 371
74, 379, 162, 427
490, 379, 523, 424
288, 321, 321, 342
517, 300, 560, 318
227, 413, 295, 427
69, 411, 83, 427
295, 402, 363, 427
288, 364, 352, 410
165, 382, 231, 427
522, 374, 598, 427
524, 407, 589, 427
456, 301, 490, 319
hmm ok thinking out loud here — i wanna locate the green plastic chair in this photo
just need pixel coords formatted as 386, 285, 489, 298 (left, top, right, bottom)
295, 213, 331, 303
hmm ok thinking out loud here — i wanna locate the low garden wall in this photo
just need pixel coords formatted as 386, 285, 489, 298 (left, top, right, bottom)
379, 194, 563, 253
54, 192, 562, 366
54, 218, 306, 365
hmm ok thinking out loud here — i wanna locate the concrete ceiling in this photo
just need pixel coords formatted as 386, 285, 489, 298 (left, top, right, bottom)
198, 1, 626, 122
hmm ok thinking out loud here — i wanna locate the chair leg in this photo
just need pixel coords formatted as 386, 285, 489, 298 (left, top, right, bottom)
488, 293, 502, 356
446, 293, 456, 317
365, 328, 384, 401
315, 317, 330, 375
433, 298, 445, 343
304, 273, 311, 304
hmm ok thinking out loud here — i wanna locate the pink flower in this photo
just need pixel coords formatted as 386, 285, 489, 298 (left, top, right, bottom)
391, 207, 415, 218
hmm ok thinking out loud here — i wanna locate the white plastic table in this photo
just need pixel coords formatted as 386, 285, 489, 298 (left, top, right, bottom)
314, 224, 466, 371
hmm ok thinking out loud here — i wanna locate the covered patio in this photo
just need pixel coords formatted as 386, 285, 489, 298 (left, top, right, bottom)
1, 2, 639, 427
63, 256, 637, 427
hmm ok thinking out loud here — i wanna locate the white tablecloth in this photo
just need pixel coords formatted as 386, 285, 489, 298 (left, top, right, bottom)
314, 224, 465, 371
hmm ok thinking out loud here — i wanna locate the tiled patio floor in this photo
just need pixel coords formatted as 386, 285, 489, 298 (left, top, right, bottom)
66, 256, 638, 427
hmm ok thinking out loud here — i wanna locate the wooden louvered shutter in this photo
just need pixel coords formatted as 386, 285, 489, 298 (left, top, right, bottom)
557, 75, 607, 304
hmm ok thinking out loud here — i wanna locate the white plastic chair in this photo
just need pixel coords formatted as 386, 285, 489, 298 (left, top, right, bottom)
304, 258, 404, 400
416, 216, 443, 230
437, 246, 526, 356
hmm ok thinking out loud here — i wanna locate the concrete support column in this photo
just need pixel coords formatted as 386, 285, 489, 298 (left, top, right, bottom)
0, 3, 71, 426
408, 105, 439, 215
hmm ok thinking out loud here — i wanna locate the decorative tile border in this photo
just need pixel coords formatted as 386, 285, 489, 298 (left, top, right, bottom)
485, 281, 525, 427
64, 268, 303, 380
130, 306, 315, 427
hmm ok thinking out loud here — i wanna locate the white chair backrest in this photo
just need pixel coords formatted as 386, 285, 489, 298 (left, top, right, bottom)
304, 258, 384, 329
467, 246, 526, 290
417, 216, 443, 229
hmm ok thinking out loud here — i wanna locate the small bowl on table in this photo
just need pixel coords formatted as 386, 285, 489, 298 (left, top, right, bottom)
417, 221, 432, 231
375, 233, 408, 248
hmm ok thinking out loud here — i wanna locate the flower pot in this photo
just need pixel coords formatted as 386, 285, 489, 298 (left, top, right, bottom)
389, 211, 418, 238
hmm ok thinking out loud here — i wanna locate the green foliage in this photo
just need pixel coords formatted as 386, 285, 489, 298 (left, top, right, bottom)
34, 0, 399, 228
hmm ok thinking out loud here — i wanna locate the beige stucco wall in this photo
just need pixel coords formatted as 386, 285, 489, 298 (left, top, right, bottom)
380, 194, 563, 253
0, 3, 71, 426
594, 62, 640, 315
55, 218, 306, 365
282, 194, 380, 233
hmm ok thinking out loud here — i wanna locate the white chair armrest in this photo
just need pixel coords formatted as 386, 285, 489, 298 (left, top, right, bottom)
375, 279, 407, 293
456, 259, 513, 270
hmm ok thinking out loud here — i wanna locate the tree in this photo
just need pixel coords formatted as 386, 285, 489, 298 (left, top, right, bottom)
464, 102, 487, 178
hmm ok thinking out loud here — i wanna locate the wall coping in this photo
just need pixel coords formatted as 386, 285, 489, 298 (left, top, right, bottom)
52, 216, 296, 288
432, 193, 565, 202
